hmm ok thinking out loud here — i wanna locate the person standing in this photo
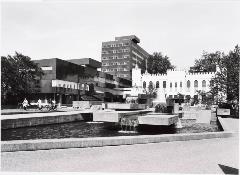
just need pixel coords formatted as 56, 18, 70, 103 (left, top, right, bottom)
52, 99, 56, 110
22, 98, 29, 110
37, 99, 42, 110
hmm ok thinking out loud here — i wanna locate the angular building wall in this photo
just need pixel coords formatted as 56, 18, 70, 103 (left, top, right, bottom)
33, 58, 132, 104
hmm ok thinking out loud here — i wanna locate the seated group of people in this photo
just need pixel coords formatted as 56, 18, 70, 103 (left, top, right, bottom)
37, 99, 57, 110
22, 98, 57, 111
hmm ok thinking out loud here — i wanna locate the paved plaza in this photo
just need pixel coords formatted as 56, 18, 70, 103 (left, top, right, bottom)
1, 134, 238, 173
1, 111, 239, 173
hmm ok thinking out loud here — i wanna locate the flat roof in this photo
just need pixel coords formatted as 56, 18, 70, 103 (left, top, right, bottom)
68, 58, 101, 68
115, 35, 140, 43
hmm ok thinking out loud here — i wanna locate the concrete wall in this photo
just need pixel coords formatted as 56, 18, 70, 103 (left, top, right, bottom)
34, 58, 85, 94
72, 101, 103, 109
1, 131, 233, 152
182, 110, 211, 120
68, 58, 101, 69
1, 112, 92, 129
106, 103, 146, 110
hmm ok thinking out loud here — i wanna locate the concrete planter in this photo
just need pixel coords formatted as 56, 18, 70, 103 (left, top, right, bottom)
138, 113, 178, 125
73, 101, 103, 109
106, 103, 147, 110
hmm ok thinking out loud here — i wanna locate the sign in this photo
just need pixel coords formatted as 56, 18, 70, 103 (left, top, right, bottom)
217, 108, 230, 116
41, 66, 53, 71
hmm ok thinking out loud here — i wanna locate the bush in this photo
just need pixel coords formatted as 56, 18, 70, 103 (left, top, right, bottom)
155, 103, 168, 113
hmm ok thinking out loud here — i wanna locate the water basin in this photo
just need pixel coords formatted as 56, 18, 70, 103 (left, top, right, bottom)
1, 119, 221, 141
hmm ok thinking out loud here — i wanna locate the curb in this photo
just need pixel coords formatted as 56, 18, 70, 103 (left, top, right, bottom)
1, 131, 233, 152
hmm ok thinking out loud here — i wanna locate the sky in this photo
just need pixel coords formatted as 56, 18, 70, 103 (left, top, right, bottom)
1, 0, 240, 69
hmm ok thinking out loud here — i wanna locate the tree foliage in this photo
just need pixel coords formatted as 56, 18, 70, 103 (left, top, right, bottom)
192, 45, 239, 117
190, 51, 223, 73
191, 45, 239, 117
196, 90, 214, 108
140, 52, 175, 74
1, 52, 44, 105
143, 83, 157, 99
210, 45, 239, 104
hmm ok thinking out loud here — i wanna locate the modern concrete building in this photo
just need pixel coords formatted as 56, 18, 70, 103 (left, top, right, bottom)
33, 58, 132, 105
101, 35, 150, 80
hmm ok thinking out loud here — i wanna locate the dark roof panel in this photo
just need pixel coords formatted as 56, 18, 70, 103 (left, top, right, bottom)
68, 58, 101, 68
115, 35, 140, 43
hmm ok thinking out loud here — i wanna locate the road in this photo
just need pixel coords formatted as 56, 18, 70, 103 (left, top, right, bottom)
1, 135, 238, 173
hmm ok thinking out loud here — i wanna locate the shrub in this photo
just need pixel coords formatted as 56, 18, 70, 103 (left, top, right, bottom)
155, 103, 168, 113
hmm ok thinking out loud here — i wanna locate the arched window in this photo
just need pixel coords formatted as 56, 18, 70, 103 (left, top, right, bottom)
174, 82, 177, 92
170, 82, 172, 88
143, 81, 146, 88
202, 80, 206, 87
194, 80, 198, 88
163, 81, 166, 88
156, 81, 159, 88
187, 80, 191, 88
180, 82, 182, 88
149, 81, 153, 89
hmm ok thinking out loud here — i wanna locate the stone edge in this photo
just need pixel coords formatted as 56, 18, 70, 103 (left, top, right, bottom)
1, 131, 234, 152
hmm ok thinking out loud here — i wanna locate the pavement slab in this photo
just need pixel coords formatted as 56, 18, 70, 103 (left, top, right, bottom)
196, 110, 211, 124
221, 118, 239, 133
1, 136, 238, 173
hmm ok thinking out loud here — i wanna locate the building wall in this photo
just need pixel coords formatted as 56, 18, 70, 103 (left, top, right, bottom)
68, 58, 101, 69
132, 66, 215, 98
56, 58, 85, 83
101, 40, 131, 79
34, 58, 57, 80
132, 65, 142, 87
84, 66, 98, 77
68, 58, 100, 77
34, 58, 85, 94
33, 58, 132, 104
34, 58, 57, 93
101, 35, 149, 80
130, 41, 149, 70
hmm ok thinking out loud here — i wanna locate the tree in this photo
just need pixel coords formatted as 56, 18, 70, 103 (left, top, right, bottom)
196, 90, 214, 108
1, 52, 44, 105
209, 45, 239, 117
190, 45, 239, 117
140, 52, 175, 74
190, 51, 223, 73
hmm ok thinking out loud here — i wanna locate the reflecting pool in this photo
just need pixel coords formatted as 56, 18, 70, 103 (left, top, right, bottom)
1, 119, 221, 141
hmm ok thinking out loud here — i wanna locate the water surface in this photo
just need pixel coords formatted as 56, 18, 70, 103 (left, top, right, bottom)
1, 119, 221, 141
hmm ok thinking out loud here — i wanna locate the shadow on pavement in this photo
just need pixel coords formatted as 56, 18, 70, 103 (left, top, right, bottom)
218, 164, 239, 174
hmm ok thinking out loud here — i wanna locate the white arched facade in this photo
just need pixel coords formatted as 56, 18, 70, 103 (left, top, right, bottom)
132, 66, 215, 98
